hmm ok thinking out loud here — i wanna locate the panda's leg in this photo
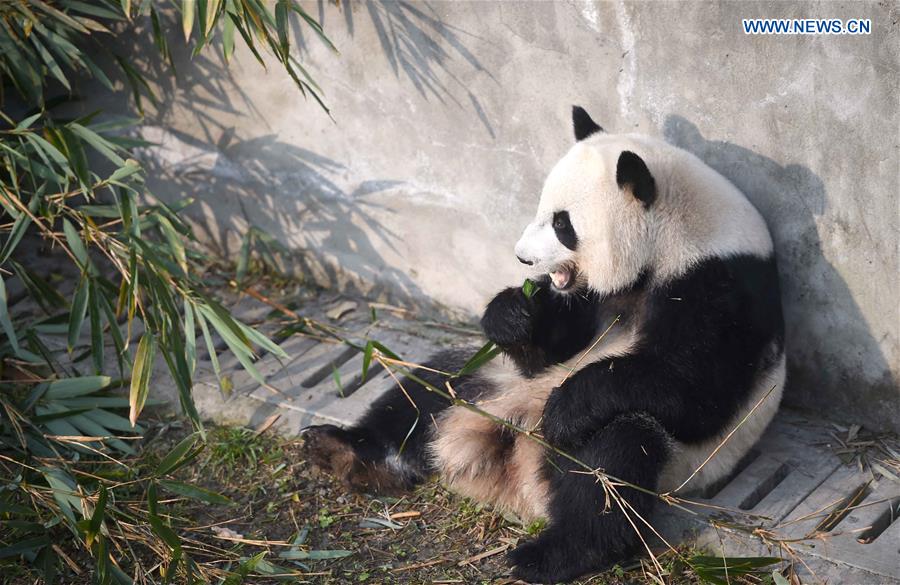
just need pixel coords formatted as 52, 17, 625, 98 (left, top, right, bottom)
302, 391, 435, 494
302, 351, 481, 494
508, 413, 672, 584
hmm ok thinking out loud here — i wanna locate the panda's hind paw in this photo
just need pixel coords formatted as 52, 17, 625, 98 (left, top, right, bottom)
301, 425, 358, 479
508, 531, 605, 584
302, 425, 415, 495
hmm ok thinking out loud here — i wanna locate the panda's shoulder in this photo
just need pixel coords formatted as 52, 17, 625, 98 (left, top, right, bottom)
645, 252, 784, 343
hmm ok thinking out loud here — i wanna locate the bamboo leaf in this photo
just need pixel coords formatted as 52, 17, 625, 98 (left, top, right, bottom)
0, 193, 37, 264
370, 340, 399, 361
60, 396, 162, 409
55, 127, 92, 191
687, 555, 784, 585
159, 480, 232, 505
30, 0, 91, 33
205, 0, 222, 35
11, 260, 66, 314
182, 0, 195, 41
156, 215, 187, 274
83, 408, 144, 433
196, 301, 251, 352
234, 316, 287, 360
41, 467, 81, 526
88, 280, 103, 373
68, 413, 134, 454
197, 308, 229, 395
25, 132, 68, 167
93, 535, 110, 585
277, 549, 352, 560
290, 3, 337, 52
150, 5, 175, 72
274, 0, 289, 58
87, 485, 107, 538
222, 7, 235, 60
62, 218, 90, 270
114, 53, 157, 113
33, 406, 93, 423
0, 536, 50, 559
108, 158, 141, 182
199, 304, 266, 387
0, 276, 21, 355
147, 482, 182, 552
184, 297, 196, 377
227, 11, 266, 67
155, 433, 203, 476
44, 375, 111, 399
98, 282, 127, 375
361, 340, 373, 381
236, 229, 251, 283
160, 331, 204, 432
67, 278, 89, 352
69, 123, 126, 167
64, 1, 126, 20
129, 333, 156, 427
772, 571, 790, 585
455, 341, 501, 377
15, 112, 42, 130
28, 28, 70, 90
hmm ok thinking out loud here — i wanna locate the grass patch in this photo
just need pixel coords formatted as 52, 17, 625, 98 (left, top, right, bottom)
3, 420, 783, 584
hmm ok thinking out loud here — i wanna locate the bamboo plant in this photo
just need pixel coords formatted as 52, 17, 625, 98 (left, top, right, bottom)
0, 1, 333, 582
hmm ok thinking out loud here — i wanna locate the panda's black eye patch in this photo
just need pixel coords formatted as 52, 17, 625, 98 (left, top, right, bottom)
552, 211, 578, 250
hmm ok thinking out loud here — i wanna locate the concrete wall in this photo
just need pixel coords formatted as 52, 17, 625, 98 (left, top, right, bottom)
133, 1, 899, 431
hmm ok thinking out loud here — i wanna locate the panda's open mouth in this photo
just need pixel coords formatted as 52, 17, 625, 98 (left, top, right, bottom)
549, 262, 578, 291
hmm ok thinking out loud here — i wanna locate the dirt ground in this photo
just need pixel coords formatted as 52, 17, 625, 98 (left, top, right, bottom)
137, 423, 664, 584
4, 418, 791, 585
0, 422, 689, 585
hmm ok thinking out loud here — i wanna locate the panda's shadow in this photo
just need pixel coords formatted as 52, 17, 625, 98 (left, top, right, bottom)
663, 115, 895, 420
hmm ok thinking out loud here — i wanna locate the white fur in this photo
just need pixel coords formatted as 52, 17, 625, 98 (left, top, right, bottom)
433, 326, 785, 519
516, 133, 773, 295
431, 313, 640, 520
515, 221, 571, 271
433, 130, 784, 520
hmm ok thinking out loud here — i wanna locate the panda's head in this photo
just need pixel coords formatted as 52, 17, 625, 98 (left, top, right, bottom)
514, 106, 659, 296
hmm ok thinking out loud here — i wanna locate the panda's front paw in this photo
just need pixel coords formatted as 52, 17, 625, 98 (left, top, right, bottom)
480, 287, 535, 347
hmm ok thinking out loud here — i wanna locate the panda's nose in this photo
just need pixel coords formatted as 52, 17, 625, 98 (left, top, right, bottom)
517, 255, 533, 266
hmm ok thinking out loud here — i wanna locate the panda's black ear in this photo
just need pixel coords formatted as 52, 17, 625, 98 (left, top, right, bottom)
572, 105, 603, 141
616, 151, 656, 207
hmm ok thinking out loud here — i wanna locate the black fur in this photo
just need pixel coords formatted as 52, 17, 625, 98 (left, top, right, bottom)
307, 253, 783, 583
490, 253, 783, 582
510, 413, 670, 583
480, 276, 604, 377
572, 105, 603, 141
541, 254, 784, 449
616, 151, 657, 207
551, 211, 578, 250
303, 350, 491, 490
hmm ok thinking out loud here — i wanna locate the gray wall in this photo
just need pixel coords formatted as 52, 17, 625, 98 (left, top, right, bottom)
135, 1, 899, 431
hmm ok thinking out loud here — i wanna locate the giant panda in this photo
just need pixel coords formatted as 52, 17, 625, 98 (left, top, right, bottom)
303, 106, 786, 583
